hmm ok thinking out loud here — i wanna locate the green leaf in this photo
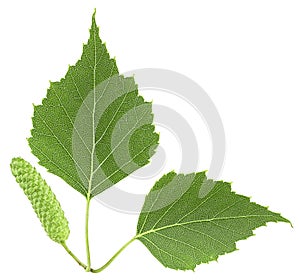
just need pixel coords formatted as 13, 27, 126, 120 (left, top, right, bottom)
28, 11, 159, 197
136, 171, 290, 271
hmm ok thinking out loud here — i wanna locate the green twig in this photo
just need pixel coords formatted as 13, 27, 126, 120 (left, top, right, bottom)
85, 195, 92, 271
91, 237, 136, 273
62, 242, 87, 270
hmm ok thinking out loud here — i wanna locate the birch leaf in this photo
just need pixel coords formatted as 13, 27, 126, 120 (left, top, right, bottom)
28, 12, 159, 197
136, 171, 290, 270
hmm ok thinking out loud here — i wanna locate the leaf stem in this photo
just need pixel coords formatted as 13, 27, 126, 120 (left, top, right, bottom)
61, 242, 87, 270
91, 237, 136, 273
85, 195, 92, 271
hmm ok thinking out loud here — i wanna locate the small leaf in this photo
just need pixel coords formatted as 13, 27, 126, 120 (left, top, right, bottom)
136, 171, 290, 271
28, 11, 159, 198
11, 157, 70, 244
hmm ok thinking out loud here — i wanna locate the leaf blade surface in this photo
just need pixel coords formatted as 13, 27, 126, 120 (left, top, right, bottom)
136, 172, 289, 270
28, 12, 158, 197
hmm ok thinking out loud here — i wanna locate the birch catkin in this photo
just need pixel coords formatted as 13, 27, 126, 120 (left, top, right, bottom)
11, 157, 70, 243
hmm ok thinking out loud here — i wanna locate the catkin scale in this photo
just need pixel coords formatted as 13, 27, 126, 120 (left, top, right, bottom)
11, 157, 70, 244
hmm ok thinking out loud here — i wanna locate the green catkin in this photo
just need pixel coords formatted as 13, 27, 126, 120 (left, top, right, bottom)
10, 157, 70, 244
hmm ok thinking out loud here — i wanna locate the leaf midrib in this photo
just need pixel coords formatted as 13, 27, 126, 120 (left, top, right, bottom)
136, 214, 277, 239
86, 25, 98, 199
86, 24, 117, 197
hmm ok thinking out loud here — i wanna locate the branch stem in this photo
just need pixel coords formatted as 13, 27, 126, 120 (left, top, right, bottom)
91, 237, 136, 273
85, 195, 92, 271
62, 242, 87, 270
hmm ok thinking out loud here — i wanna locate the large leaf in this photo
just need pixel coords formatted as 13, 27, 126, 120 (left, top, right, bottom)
28, 12, 159, 197
136, 171, 290, 271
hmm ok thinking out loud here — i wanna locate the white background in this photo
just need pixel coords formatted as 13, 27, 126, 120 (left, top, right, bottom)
0, 1, 299, 279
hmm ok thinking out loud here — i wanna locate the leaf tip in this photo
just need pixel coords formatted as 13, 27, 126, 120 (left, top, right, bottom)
280, 215, 293, 227
90, 8, 99, 34
92, 9, 97, 26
